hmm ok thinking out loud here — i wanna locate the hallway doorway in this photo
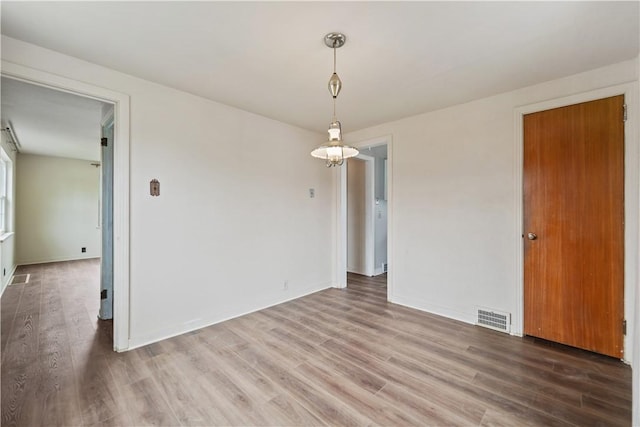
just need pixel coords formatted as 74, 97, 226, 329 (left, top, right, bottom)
346, 144, 388, 278
338, 136, 392, 299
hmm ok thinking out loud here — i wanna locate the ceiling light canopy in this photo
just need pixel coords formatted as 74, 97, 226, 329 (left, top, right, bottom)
311, 32, 359, 167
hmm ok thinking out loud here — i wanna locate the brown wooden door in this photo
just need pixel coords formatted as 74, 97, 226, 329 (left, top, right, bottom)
523, 95, 624, 358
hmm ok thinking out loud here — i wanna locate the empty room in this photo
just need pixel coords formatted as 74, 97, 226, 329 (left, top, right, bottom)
1, 2, 639, 426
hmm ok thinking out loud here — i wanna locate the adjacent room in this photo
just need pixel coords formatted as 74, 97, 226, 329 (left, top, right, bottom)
1, 2, 639, 426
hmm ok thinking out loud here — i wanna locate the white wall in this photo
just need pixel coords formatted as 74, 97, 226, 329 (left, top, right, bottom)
345, 58, 639, 363
16, 153, 100, 264
0, 233, 16, 293
1, 36, 333, 348
374, 199, 387, 274
374, 156, 387, 274
0, 131, 17, 295
634, 279, 639, 426
347, 158, 366, 275
374, 157, 385, 201
634, 63, 640, 427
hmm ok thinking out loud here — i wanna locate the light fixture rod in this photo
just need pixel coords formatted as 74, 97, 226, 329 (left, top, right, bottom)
333, 97, 336, 121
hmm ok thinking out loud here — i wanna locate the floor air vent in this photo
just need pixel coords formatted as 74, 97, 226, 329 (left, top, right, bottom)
476, 308, 510, 333
10, 274, 30, 285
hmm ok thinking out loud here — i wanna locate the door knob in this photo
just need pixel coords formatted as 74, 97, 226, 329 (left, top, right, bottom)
527, 233, 537, 240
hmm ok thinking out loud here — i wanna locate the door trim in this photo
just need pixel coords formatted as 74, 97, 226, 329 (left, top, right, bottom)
1, 60, 132, 352
513, 82, 639, 363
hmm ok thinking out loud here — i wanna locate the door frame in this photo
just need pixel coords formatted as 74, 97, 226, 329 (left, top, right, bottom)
336, 135, 393, 298
513, 82, 639, 362
1, 60, 131, 352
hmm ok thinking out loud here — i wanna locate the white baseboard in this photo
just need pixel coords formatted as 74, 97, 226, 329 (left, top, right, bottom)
17, 255, 100, 266
390, 294, 475, 326
126, 281, 333, 351
347, 269, 370, 276
373, 267, 386, 276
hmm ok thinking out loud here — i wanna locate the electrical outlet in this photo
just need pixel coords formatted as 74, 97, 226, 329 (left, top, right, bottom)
283, 280, 289, 291
81, 247, 86, 253
309, 188, 315, 198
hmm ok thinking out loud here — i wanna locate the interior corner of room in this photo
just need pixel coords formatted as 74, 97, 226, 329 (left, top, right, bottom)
0, 2, 638, 426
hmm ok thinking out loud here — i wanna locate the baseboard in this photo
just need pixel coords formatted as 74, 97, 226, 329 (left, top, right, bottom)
390, 294, 475, 326
347, 269, 370, 277
127, 281, 333, 351
0, 264, 18, 297
17, 255, 100, 266
373, 267, 386, 276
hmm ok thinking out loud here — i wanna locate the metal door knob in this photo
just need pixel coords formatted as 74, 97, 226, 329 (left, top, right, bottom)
527, 233, 537, 240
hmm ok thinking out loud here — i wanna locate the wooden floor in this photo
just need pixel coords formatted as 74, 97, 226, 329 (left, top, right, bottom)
1, 261, 632, 426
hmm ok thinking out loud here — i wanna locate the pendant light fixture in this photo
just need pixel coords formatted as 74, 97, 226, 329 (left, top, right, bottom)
311, 32, 359, 167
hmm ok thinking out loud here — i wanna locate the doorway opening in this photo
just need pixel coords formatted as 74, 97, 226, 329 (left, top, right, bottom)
1, 62, 130, 351
339, 136, 392, 299
2, 76, 115, 338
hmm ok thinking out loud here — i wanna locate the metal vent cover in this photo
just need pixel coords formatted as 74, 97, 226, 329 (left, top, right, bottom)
476, 308, 510, 333
10, 274, 29, 285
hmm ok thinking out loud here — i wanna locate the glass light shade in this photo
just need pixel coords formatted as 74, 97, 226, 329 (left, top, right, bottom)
327, 146, 343, 162
341, 146, 359, 158
311, 142, 359, 167
328, 127, 341, 141
328, 120, 342, 141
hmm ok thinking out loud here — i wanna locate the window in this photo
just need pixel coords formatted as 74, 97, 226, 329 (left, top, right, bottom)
0, 147, 12, 235
0, 159, 6, 234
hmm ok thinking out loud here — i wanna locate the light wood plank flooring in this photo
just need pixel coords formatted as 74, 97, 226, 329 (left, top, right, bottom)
1, 261, 632, 426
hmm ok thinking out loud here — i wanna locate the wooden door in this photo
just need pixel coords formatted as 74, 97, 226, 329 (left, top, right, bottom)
523, 95, 624, 358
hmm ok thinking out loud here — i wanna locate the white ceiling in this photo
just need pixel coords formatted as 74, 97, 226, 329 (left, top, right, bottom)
1, 77, 107, 161
1, 2, 638, 135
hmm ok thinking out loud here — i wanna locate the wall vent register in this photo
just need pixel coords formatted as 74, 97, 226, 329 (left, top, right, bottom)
476, 308, 510, 333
